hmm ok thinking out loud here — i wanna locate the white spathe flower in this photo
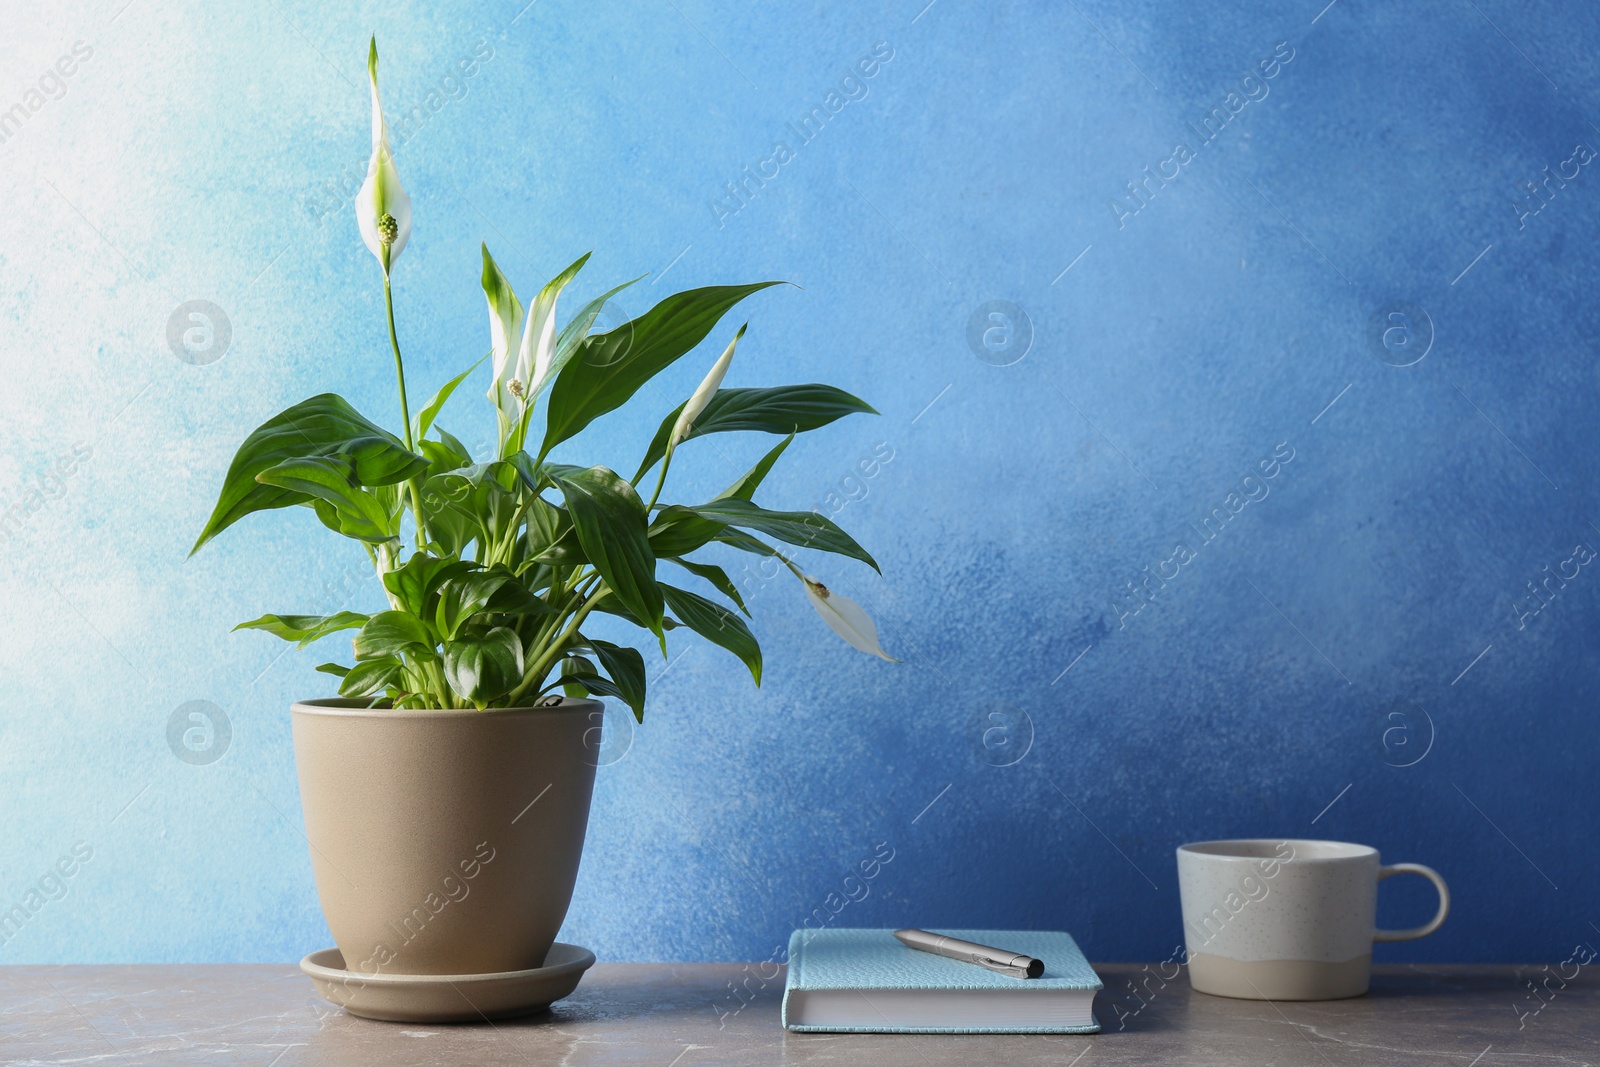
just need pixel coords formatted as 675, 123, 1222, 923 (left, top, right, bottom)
515, 254, 589, 400
803, 576, 897, 661
670, 324, 746, 451
481, 245, 523, 441
483, 252, 589, 455
355, 38, 411, 274
518, 288, 561, 398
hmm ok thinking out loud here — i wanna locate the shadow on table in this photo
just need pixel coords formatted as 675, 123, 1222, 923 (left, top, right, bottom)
1095, 965, 1549, 1034
1090, 987, 1186, 1034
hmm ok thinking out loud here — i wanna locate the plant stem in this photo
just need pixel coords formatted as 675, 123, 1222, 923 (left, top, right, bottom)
382, 273, 428, 548
524, 594, 572, 663
498, 493, 547, 567
760, 544, 806, 583
646, 450, 673, 511
510, 586, 610, 704
512, 395, 536, 458
435, 661, 454, 709
516, 568, 591, 683
384, 275, 414, 450
376, 540, 405, 611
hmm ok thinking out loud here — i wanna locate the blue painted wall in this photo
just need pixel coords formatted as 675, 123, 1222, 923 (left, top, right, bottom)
2, 0, 1596, 971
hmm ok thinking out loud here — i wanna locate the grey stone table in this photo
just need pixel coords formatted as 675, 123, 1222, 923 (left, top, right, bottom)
2, 963, 1594, 1066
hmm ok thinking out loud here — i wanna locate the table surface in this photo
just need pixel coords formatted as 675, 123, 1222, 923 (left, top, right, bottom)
2, 962, 1594, 1066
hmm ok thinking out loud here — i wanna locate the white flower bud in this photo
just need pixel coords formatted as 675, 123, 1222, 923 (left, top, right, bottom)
355, 39, 412, 274
802, 576, 897, 661
670, 324, 745, 451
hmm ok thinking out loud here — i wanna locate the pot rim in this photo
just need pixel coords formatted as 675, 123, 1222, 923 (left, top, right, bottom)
291, 696, 603, 719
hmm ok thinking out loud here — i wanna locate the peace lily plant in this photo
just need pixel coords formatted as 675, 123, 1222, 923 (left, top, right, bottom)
193, 40, 893, 720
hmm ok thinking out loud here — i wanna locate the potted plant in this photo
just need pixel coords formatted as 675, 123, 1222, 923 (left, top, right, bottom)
191, 40, 891, 1022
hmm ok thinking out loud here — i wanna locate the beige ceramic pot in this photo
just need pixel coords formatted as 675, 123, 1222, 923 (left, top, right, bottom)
291, 698, 600, 977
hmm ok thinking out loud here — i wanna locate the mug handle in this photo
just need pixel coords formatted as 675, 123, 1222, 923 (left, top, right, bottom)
1373, 863, 1450, 942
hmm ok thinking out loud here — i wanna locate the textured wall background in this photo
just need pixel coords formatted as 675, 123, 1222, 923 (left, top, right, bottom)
2, 0, 1597, 973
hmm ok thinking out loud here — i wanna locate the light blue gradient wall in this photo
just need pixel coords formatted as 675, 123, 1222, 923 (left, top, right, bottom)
2, 0, 1597, 969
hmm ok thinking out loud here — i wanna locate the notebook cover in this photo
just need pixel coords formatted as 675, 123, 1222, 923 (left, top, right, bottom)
781, 928, 1102, 1034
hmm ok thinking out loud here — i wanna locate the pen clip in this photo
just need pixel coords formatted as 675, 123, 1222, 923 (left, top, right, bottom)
974, 955, 1032, 979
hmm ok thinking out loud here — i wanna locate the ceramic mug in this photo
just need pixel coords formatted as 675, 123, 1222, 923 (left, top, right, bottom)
1176, 839, 1449, 1000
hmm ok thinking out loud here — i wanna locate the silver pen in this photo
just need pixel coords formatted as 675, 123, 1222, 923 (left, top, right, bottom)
893, 929, 1045, 979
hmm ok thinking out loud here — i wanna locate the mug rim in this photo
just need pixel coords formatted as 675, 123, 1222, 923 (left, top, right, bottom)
1178, 838, 1377, 862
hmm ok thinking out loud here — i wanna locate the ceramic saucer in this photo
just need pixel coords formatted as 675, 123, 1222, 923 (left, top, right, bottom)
300, 942, 596, 1022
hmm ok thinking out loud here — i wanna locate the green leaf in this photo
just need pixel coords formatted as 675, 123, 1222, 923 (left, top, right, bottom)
340, 657, 402, 699
499, 455, 580, 563
523, 496, 585, 565
443, 627, 524, 703
192, 393, 426, 554
648, 497, 874, 569
353, 610, 436, 661
715, 529, 779, 557
667, 557, 749, 615
315, 662, 351, 678
335, 436, 429, 485
234, 611, 369, 648
421, 461, 520, 554
661, 583, 762, 685
540, 282, 781, 456
434, 571, 507, 640
647, 504, 724, 558
429, 459, 520, 497
554, 672, 625, 704
436, 428, 474, 466
557, 655, 600, 698
255, 455, 399, 543
718, 433, 793, 502
593, 600, 681, 631
518, 561, 557, 596
419, 426, 474, 479
588, 639, 647, 722
552, 651, 642, 716
635, 386, 875, 481
546, 465, 663, 636
544, 275, 645, 398
434, 569, 553, 640
422, 501, 474, 557
381, 554, 476, 617
413, 353, 489, 443
501, 450, 541, 492
419, 437, 467, 477
688, 498, 879, 572
483, 574, 556, 615
309, 498, 345, 537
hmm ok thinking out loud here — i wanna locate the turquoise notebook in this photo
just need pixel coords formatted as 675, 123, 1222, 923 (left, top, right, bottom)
782, 928, 1102, 1034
